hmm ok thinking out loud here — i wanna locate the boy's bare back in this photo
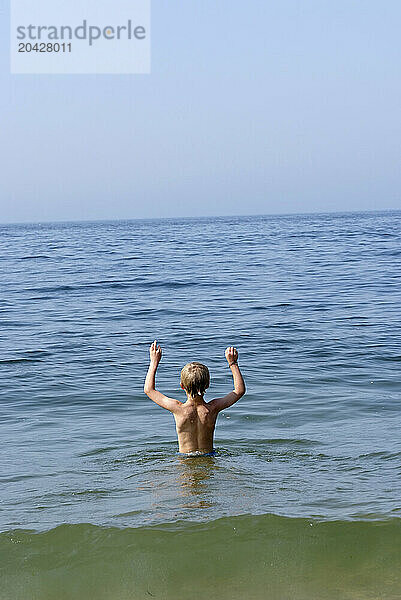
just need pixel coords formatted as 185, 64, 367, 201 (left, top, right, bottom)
144, 341, 246, 455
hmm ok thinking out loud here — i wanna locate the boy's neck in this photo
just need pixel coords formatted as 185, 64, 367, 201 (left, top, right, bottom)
185, 393, 204, 405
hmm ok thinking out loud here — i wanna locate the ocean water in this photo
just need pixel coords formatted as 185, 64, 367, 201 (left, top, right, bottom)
0, 211, 400, 599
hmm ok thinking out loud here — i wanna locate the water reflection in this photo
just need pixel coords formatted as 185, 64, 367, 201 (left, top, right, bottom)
176, 456, 217, 509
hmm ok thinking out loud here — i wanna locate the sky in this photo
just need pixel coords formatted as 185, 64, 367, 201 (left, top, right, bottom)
0, 0, 400, 223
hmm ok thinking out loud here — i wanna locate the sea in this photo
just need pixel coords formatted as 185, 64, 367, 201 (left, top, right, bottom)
0, 211, 400, 599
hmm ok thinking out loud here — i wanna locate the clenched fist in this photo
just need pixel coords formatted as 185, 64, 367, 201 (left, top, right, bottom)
225, 346, 238, 366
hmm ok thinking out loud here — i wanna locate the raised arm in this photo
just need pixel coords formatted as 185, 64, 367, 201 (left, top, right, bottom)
143, 341, 181, 413
209, 347, 246, 412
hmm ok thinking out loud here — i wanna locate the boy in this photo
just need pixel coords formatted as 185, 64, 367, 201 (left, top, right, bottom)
144, 340, 246, 456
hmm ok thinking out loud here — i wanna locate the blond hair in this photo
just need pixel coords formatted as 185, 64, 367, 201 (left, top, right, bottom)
180, 362, 210, 397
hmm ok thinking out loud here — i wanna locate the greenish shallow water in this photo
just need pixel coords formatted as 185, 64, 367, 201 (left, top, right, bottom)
2, 514, 401, 600
1, 212, 401, 598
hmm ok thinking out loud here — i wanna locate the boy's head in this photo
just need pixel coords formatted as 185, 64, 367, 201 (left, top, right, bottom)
180, 362, 210, 397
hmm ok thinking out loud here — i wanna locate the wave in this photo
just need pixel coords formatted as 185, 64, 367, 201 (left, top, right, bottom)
1, 513, 401, 599
0, 351, 51, 365
0, 358, 43, 365
22, 279, 222, 296
17, 255, 51, 260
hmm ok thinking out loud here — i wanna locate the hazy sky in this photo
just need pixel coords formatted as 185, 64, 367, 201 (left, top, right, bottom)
1, 0, 400, 223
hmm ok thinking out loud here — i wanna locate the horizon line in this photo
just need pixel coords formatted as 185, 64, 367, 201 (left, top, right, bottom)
0, 207, 400, 227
